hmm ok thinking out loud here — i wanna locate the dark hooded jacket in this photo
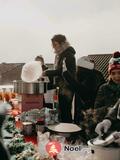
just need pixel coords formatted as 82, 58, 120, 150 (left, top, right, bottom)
63, 67, 105, 109
62, 66, 105, 124
44, 46, 76, 94
44, 46, 76, 122
105, 98, 120, 131
94, 80, 120, 125
94, 80, 120, 109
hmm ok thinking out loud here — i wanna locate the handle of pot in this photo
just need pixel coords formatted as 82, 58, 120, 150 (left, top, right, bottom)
91, 149, 95, 154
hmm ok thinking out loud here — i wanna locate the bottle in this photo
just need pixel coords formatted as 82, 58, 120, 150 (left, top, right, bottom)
53, 87, 59, 110
53, 87, 59, 123
36, 118, 45, 133
45, 107, 50, 126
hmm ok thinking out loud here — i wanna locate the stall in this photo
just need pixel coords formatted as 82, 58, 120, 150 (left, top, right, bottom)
13, 80, 48, 112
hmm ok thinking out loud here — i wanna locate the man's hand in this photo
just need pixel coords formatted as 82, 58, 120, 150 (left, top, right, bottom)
113, 132, 120, 144
95, 119, 112, 135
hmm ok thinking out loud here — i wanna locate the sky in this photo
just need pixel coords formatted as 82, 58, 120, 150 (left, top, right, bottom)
0, 0, 120, 63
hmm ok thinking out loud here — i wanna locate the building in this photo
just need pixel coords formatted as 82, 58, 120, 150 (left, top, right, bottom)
0, 63, 53, 85
0, 63, 24, 85
88, 54, 112, 80
0, 54, 112, 86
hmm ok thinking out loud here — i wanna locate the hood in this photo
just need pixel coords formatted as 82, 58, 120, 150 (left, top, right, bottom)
77, 56, 94, 70
65, 46, 76, 55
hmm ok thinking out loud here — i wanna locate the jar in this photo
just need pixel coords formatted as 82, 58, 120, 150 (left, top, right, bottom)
22, 122, 33, 136
36, 118, 45, 133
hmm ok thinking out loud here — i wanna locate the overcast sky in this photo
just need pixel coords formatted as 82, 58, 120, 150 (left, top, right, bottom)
0, 0, 120, 63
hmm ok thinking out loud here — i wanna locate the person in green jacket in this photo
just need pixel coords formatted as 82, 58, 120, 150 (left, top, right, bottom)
94, 51, 120, 123
95, 51, 120, 109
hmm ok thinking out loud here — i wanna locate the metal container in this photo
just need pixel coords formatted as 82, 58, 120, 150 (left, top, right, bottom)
36, 124, 45, 133
13, 80, 48, 94
88, 139, 120, 160
22, 121, 34, 136
47, 123, 81, 138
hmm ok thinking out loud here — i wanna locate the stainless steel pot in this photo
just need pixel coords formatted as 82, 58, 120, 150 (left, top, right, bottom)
47, 123, 81, 138
22, 121, 34, 136
88, 139, 120, 160
13, 80, 48, 94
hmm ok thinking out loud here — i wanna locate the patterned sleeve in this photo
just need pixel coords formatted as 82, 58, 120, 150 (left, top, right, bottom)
94, 84, 106, 108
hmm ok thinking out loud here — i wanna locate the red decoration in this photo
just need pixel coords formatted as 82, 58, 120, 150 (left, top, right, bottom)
46, 141, 61, 157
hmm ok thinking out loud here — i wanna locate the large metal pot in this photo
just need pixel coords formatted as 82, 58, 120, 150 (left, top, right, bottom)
88, 139, 120, 160
13, 80, 47, 94
22, 121, 34, 136
47, 123, 81, 138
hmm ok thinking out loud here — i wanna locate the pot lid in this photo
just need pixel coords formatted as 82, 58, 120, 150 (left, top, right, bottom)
47, 123, 81, 133
89, 132, 116, 147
